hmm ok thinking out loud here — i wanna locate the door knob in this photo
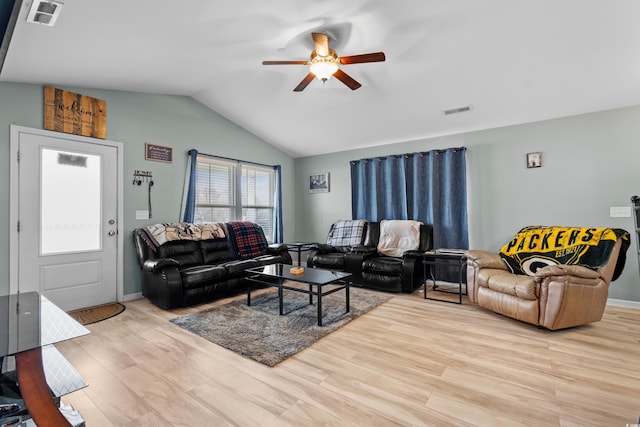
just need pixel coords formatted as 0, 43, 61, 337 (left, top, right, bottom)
108, 230, 116, 236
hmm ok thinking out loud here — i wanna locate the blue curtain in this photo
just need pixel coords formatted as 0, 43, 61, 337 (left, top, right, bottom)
350, 155, 407, 221
405, 148, 468, 250
182, 149, 198, 222
351, 147, 468, 250
273, 165, 283, 243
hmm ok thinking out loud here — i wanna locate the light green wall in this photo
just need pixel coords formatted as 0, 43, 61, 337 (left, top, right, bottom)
3, 81, 639, 303
295, 106, 640, 303
0, 82, 296, 297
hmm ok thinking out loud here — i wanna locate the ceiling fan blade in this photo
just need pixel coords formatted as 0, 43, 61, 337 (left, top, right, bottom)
312, 32, 330, 56
339, 52, 386, 65
333, 69, 361, 90
262, 60, 308, 65
293, 72, 316, 92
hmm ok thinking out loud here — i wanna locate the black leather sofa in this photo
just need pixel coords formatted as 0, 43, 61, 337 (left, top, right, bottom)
307, 221, 433, 293
134, 222, 291, 309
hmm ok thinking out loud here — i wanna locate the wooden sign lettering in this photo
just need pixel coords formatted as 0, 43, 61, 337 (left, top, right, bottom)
145, 143, 173, 163
44, 86, 106, 139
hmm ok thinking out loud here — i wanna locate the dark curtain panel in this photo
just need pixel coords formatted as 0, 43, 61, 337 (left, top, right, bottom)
273, 165, 283, 243
405, 148, 468, 250
182, 149, 199, 222
351, 147, 468, 281
350, 155, 408, 221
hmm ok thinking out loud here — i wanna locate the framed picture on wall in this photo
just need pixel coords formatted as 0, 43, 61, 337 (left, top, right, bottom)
527, 152, 542, 168
309, 172, 330, 193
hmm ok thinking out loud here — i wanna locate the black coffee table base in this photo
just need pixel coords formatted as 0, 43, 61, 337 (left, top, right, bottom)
245, 265, 352, 326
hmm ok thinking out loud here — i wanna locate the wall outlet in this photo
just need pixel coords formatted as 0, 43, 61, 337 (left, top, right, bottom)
609, 207, 631, 218
136, 210, 149, 220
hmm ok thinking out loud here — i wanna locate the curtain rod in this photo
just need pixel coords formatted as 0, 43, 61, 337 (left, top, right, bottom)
350, 146, 466, 164
188, 149, 277, 169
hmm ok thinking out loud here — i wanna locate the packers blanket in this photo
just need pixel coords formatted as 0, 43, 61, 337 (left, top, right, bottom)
139, 222, 226, 252
499, 226, 629, 280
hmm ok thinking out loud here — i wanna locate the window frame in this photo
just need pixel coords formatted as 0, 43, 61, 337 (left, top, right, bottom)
193, 154, 276, 242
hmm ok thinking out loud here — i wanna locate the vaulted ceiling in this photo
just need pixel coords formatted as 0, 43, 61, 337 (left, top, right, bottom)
2, 1, 640, 158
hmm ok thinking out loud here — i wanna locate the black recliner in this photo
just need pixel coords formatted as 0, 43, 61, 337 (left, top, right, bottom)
306, 221, 371, 282
360, 222, 433, 293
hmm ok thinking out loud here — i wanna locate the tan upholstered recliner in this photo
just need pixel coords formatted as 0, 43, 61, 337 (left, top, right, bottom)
465, 227, 629, 330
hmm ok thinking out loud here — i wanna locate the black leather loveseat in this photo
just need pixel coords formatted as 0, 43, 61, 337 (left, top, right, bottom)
308, 220, 433, 293
134, 222, 291, 309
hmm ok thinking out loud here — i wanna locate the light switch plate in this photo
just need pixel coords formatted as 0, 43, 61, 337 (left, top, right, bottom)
610, 207, 631, 218
136, 210, 149, 220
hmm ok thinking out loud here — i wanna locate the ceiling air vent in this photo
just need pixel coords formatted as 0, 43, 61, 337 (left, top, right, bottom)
27, 1, 63, 26
444, 105, 472, 115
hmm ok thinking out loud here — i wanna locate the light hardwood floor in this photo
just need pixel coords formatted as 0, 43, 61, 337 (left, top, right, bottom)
56, 289, 640, 426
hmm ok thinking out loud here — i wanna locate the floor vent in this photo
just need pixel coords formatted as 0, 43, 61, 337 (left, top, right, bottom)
27, 1, 63, 26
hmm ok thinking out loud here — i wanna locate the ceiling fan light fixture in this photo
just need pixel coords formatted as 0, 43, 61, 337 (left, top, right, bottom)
309, 60, 339, 81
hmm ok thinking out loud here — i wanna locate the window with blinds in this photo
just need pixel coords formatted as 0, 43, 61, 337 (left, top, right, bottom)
194, 155, 275, 241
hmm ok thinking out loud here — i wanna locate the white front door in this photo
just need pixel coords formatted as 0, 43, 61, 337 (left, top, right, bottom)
10, 126, 122, 311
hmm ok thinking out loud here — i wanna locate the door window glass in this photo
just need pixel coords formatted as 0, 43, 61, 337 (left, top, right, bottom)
41, 148, 101, 254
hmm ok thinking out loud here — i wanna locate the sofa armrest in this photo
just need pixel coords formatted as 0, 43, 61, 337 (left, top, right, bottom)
267, 243, 289, 255
400, 251, 425, 292
141, 266, 184, 309
464, 250, 508, 270
142, 258, 180, 273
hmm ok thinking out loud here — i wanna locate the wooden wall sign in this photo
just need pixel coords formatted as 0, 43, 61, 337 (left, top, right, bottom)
145, 143, 173, 162
43, 86, 106, 139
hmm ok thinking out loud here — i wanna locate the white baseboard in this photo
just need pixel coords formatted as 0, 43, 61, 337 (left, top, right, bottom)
119, 292, 637, 308
122, 292, 143, 302
607, 298, 640, 309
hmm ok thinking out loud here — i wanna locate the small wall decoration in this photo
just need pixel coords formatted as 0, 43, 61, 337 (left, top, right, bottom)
44, 86, 106, 139
527, 152, 542, 168
309, 172, 330, 193
145, 143, 173, 163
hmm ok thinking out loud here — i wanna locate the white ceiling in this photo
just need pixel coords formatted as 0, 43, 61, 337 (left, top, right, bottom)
2, 0, 640, 158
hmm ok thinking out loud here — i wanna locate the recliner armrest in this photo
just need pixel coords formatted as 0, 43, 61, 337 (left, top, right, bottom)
313, 243, 338, 253
535, 264, 601, 282
351, 245, 377, 255
143, 258, 180, 273
402, 250, 424, 259
464, 250, 508, 270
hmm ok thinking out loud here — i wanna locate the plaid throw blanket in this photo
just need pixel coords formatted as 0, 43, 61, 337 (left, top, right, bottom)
326, 220, 367, 246
500, 226, 630, 279
227, 221, 268, 259
138, 222, 226, 252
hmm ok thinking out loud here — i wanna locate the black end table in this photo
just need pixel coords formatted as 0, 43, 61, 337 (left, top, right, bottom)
284, 242, 317, 266
423, 250, 467, 304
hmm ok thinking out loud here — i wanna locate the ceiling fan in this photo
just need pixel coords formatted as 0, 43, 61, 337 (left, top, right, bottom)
262, 32, 386, 92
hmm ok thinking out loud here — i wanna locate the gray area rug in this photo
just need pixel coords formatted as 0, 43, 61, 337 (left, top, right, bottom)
170, 286, 391, 366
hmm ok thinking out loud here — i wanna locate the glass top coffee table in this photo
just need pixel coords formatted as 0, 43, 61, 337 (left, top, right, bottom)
245, 264, 352, 326
1, 292, 90, 426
